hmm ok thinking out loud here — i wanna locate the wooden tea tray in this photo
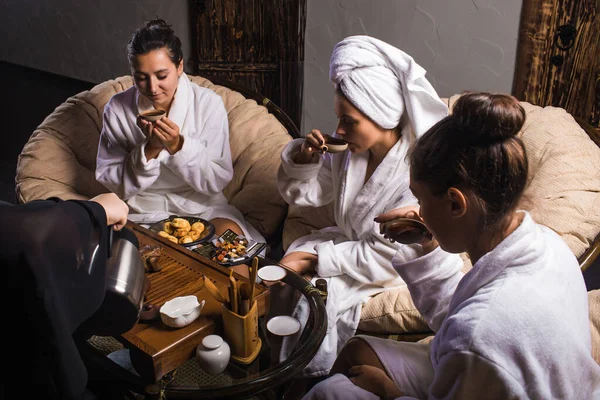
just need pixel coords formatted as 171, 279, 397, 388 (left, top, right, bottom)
118, 221, 270, 382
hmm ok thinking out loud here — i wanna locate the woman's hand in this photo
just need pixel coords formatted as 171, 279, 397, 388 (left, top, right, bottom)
348, 365, 404, 400
294, 129, 326, 164
137, 116, 164, 150
374, 205, 421, 231
153, 117, 183, 155
89, 193, 129, 231
137, 116, 164, 160
375, 206, 439, 254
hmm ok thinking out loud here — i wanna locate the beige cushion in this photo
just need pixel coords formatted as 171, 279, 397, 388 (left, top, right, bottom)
281, 94, 600, 335
591, 290, 600, 365
15, 75, 291, 240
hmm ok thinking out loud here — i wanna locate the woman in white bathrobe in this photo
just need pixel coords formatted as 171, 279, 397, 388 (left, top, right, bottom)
275, 35, 454, 379
95, 19, 264, 243
304, 92, 600, 399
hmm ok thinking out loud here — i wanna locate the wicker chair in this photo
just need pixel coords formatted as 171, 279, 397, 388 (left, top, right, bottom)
15, 74, 297, 252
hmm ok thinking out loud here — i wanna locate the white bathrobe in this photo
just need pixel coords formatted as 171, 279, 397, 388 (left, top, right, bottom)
304, 212, 600, 399
96, 73, 264, 242
277, 129, 461, 377
276, 34, 451, 377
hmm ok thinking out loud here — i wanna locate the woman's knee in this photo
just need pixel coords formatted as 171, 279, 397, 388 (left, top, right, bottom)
330, 337, 378, 375
281, 251, 316, 263
280, 251, 319, 276
210, 217, 242, 236
343, 337, 377, 364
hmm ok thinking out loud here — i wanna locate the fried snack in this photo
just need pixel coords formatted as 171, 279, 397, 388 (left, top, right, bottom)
157, 218, 205, 245
163, 221, 174, 235
173, 227, 191, 238
191, 221, 205, 232
189, 229, 201, 241
171, 217, 191, 229
179, 236, 194, 244
158, 230, 178, 243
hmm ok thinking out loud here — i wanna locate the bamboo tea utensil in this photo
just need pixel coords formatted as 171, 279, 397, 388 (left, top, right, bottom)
203, 275, 227, 303
229, 275, 239, 314
249, 257, 259, 306
240, 284, 250, 315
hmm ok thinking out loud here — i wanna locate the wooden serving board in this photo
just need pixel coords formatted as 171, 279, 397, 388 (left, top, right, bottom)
118, 221, 270, 382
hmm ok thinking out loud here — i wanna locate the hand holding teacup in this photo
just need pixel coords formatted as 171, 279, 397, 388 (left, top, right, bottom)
137, 112, 164, 152
294, 129, 349, 164
137, 110, 183, 157
152, 118, 183, 155
294, 129, 327, 164
375, 206, 438, 254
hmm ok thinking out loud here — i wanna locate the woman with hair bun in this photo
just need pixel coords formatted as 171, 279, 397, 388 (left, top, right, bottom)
303, 92, 600, 399
96, 19, 264, 243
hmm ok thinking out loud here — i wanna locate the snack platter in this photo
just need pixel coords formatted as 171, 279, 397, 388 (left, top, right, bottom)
148, 216, 215, 248
193, 229, 266, 266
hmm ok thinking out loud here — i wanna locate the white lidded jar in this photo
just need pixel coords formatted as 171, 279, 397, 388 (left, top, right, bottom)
196, 334, 230, 375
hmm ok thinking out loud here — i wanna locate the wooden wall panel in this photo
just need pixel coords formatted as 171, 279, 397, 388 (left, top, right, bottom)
189, 0, 306, 130
512, 0, 600, 131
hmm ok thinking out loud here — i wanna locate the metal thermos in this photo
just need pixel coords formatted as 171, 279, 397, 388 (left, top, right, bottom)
83, 227, 147, 336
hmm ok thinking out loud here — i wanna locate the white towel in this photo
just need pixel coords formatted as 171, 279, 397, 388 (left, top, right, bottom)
329, 35, 448, 141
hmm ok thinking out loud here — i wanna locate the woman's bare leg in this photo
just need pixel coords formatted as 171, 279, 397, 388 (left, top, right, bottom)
210, 217, 243, 237
329, 337, 385, 376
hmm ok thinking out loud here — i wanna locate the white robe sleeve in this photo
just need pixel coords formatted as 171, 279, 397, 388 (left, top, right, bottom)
277, 139, 335, 207
160, 96, 233, 195
314, 231, 421, 287
96, 101, 162, 200
392, 247, 464, 332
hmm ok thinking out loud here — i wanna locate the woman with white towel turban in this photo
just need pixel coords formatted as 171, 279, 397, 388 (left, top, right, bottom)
276, 35, 461, 380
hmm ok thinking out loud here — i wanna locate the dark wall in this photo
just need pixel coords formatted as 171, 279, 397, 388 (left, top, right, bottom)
0, 61, 94, 203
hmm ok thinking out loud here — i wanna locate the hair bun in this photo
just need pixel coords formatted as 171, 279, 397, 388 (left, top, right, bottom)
145, 19, 173, 33
452, 92, 525, 145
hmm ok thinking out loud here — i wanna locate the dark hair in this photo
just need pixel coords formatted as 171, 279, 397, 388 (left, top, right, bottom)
127, 19, 183, 67
410, 92, 528, 231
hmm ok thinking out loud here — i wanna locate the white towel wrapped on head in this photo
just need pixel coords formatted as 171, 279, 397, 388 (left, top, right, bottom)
329, 35, 448, 141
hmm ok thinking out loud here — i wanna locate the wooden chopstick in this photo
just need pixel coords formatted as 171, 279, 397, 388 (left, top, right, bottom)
248, 257, 259, 308
229, 275, 238, 314
240, 283, 249, 315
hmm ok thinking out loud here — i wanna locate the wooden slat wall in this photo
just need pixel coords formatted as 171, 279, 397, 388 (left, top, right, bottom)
189, 0, 307, 129
512, 0, 600, 131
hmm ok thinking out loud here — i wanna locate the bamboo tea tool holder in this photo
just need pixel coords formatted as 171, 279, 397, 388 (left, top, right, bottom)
221, 300, 262, 364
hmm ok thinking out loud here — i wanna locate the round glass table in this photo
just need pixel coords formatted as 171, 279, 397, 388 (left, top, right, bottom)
82, 258, 327, 400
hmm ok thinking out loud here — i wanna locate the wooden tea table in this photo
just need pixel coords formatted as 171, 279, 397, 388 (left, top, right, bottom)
119, 221, 271, 382
83, 221, 327, 400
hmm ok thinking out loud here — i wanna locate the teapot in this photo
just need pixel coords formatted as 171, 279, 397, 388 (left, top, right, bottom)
81, 227, 148, 336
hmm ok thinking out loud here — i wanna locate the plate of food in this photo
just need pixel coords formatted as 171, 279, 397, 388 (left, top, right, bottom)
193, 229, 266, 266
149, 216, 215, 247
